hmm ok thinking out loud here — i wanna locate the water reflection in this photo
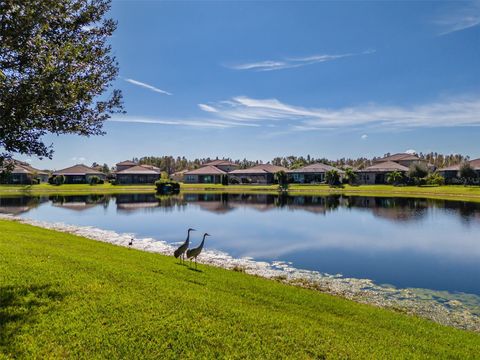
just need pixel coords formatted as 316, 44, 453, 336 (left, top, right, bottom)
2, 193, 480, 296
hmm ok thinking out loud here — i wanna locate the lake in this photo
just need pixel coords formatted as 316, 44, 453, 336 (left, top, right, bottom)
2, 192, 480, 299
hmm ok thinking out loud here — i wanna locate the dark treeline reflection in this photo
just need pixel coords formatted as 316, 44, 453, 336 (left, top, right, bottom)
1, 193, 480, 223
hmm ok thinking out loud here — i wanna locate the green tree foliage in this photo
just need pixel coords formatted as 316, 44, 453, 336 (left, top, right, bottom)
326, 170, 341, 187
459, 163, 478, 185
425, 172, 445, 186
408, 162, 429, 183
344, 168, 357, 185
386, 171, 404, 186
0, 0, 123, 167
274, 170, 289, 191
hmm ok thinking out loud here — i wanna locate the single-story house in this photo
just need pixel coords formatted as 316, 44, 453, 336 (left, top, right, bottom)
229, 164, 288, 184
287, 163, 344, 184
356, 161, 409, 185
184, 165, 227, 184
52, 164, 106, 184
0, 160, 49, 184
372, 153, 421, 168
438, 158, 480, 181
115, 165, 161, 184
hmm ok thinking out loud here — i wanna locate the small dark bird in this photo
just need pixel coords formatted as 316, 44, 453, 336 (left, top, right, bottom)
174, 228, 195, 263
128, 238, 133, 247
186, 233, 210, 269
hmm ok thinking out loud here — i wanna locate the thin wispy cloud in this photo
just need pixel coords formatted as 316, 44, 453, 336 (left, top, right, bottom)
124, 78, 172, 95
108, 116, 259, 129
199, 95, 480, 131
225, 50, 375, 72
434, 0, 480, 35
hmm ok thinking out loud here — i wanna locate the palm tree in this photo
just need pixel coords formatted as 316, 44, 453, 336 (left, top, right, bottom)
344, 168, 357, 185
386, 171, 403, 186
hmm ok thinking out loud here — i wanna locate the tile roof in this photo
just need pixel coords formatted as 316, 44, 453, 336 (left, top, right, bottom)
185, 165, 227, 175
374, 153, 420, 162
287, 163, 344, 174
116, 165, 161, 175
116, 160, 137, 166
360, 161, 410, 172
202, 160, 239, 167
229, 164, 288, 175
439, 158, 480, 172
2, 160, 48, 175
53, 164, 104, 176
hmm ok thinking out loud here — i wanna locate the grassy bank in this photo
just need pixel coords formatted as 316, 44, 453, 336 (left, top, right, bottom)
0, 183, 156, 196
183, 184, 480, 203
2, 183, 480, 203
1, 220, 479, 358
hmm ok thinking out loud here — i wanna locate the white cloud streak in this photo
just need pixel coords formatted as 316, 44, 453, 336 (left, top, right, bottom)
108, 116, 259, 129
124, 78, 172, 95
225, 50, 375, 72
198, 95, 480, 130
434, 0, 480, 35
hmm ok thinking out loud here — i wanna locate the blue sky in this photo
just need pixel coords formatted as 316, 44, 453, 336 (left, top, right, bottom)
28, 0, 480, 169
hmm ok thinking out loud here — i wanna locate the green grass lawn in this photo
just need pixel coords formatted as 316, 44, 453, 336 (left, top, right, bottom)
0, 183, 156, 196
2, 183, 480, 203
1, 220, 479, 358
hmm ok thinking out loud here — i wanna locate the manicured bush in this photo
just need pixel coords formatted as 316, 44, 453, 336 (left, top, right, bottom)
155, 179, 180, 194
88, 176, 103, 185
425, 172, 445, 186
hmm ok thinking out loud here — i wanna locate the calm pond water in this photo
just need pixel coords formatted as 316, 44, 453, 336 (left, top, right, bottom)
2, 193, 480, 298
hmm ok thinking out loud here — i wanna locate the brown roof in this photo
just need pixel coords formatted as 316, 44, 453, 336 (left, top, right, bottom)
139, 164, 161, 172
288, 163, 344, 174
439, 158, 480, 172
202, 160, 238, 167
229, 164, 288, 175
2, 160, 48, 175
53, 164, 104, 176
360, 161, 409, 173
116, 165, 161, 175
185, 165, 227, 175
116, 160, 137, 166
374, 153, 419, 163
469, 158, 480, 170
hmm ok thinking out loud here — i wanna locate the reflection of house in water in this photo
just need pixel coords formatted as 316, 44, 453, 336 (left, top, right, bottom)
345, 196, 429, 222
50, 195, 109, 211
115, 193, 160, 212
0, 196, 47, 215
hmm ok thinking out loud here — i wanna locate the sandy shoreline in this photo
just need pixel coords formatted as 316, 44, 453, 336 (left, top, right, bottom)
1, 213, 479, 333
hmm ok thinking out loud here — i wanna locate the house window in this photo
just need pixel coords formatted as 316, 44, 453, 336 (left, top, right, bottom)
185, 175, 196, 182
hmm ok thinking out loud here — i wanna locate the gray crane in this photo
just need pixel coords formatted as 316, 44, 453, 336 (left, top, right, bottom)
174, 228, 195, 263
186, 233, 210, 269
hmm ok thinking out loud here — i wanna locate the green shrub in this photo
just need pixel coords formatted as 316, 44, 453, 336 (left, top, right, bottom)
88, 176, 103, 185
326, 170, 341, 187
54, 175, 65, 185
155, 179, 180, 194
425, 172, 445, 186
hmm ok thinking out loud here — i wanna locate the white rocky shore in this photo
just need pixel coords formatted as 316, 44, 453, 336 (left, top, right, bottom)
1, 213, 479, 333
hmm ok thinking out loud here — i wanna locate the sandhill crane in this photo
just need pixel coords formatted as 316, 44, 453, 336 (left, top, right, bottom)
186, 233, 210, 269
174, 228, 195, 263
128, 238, 133, 247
